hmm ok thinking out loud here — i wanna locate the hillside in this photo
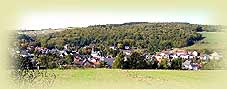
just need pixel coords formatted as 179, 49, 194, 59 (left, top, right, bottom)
185, 32, 226, 51
29, 22, 219, 53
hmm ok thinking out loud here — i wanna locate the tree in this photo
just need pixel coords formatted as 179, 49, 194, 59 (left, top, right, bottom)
195, 26, 203, 32
112, 51, 124, 69
65, 55, 73, 65
159, 59, 168, 69
151, 59, 159, 69
128, 51, 147, 69
171, 58, 182, 69
33, 22, 206, 55
117, 43, 124, 49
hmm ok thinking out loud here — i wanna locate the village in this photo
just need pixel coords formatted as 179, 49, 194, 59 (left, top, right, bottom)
10, 43, 223, 70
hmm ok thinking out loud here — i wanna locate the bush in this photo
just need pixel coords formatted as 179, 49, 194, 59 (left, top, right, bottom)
128, 52, 147, 69
171, 58, 182, 69
159, 59, 168, 69
112, 52, 124, 69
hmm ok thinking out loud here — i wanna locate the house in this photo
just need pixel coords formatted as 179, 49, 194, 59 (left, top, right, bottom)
124, 46, 130, 50
160, 52, 166, 57
171, 54, 179, 59
145, 55, 154, 59
180, 54, 189, 59
64, 44, 69, 49
16, 50, 20, 54
182, 60, 201, 70
187, 51, 192, 55
109, 46, 116, 50
88, 57, 100, 65
189, 55, 194, 59
123, 56, 128, 61
73, 55, 83, 65
191, 63, 199, 70
182, 60, 192, 70
192, 51, 198, 56
176, 51, 187, 56
83, 56, 101, 68
72, 54, 101, 68
59, 50, 68, 56
122, 50, 133, 55
20, 50, 29, 57
91, 51, 101, 58
101, 56, 114, 67
82, 59, 96, 68
210, 52, 222, 60
155, 55, 162, 62
158, 49, 176, 59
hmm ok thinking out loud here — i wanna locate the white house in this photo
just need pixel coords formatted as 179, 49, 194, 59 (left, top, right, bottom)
109, 46, 116, 50
160, 53, 166, 57
124, 46, 130, 50
192, 51, 198, 56
172, 54, 179, 59
180, 55, 189, 59
182, 60, 192, 70
91, 51, 101, 58
189, 55, 194, 59
64, 44, 68, 49
176, 52, 186, 56
210, 52, 222, 60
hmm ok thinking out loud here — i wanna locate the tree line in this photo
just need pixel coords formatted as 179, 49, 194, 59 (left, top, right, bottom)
29, 22, 213, 52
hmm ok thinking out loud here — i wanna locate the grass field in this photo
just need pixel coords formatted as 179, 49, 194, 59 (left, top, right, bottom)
48, 69, 227, 89
186, 32, 227, 50
186, 32, 227, 51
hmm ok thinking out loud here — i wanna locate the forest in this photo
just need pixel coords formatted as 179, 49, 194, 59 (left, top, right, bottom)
20, 22, 222, 53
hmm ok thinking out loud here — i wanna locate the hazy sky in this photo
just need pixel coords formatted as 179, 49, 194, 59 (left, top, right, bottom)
14, 0, 218, 30
18, 11, 213, 30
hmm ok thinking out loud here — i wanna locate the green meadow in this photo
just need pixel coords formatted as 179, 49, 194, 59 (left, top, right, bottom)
186, 32, 227, 51
49, 69, 226, 89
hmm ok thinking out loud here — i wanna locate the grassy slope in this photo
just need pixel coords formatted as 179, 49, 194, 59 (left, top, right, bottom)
185, 32, 226, 51
49, 69, 227, 89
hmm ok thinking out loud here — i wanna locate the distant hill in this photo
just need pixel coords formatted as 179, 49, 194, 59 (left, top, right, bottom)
16, 22, 224, 52
89, 22, 223, 32
17, 28, 65, 36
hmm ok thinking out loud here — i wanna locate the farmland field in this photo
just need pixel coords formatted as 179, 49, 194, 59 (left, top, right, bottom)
48, 69, 227, 89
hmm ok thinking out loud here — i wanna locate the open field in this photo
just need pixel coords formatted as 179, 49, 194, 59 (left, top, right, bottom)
186, 32, 227, 51
48, 69, 227, 89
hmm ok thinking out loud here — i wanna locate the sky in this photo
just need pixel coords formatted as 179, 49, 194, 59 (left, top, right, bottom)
18, 11, 213, 30
13, 0, 218, 30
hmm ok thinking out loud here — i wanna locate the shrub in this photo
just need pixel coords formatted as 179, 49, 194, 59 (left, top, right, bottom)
171, 58, 182, 69
159, 59, 168, 69
112, 52, 124, 69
